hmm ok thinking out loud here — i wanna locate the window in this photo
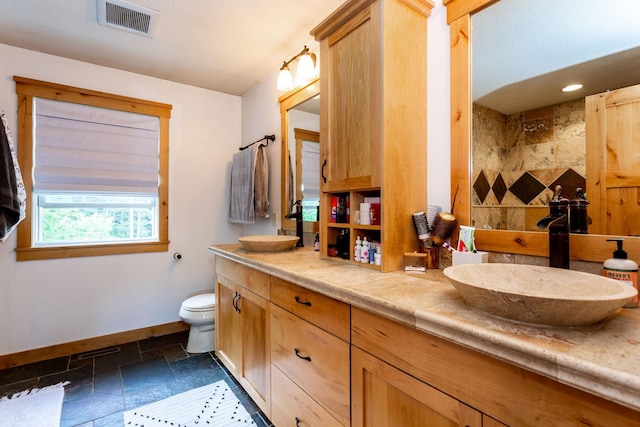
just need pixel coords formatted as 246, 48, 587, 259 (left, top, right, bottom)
14, 76, 172, 261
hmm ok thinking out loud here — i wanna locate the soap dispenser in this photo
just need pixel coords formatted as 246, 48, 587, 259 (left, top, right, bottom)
569, 187, 590, 234
604, 238, 639, 308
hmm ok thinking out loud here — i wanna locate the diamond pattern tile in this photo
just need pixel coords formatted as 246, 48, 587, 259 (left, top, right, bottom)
549, 168, 586, 198
473, 170, 491, 204
509, 172, 547, 205
492, 173, 507, 204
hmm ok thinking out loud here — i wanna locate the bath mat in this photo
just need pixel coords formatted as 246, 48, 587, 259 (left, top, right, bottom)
0, 381, 69, 427
123, 380, 256, 426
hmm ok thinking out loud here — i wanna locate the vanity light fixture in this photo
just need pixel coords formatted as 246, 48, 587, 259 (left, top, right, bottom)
562, 83, 583, 92
277, 46, 317, 92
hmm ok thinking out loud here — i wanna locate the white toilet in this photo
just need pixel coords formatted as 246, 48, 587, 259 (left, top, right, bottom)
179, 293, 216, 353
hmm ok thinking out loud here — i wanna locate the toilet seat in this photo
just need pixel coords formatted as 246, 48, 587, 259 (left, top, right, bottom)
181, 293, 216, 312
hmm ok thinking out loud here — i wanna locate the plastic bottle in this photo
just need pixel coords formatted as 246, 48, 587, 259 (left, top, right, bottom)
360, 237, 370, 263
603, 238, 639, 308
313, 233, 320, 251
354, 236, 362, 262
374, 243, 382, 266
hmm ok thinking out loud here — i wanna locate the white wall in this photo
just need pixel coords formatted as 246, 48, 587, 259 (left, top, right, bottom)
240, 71, 283, 233
427, 1, 451, 212
0, 43, 243, 355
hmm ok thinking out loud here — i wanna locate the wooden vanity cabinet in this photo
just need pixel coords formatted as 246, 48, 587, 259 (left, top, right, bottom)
214, 257, 270, 416
270, 278, 351, 426
311, 0, 433, 272
351, 307, 640, 427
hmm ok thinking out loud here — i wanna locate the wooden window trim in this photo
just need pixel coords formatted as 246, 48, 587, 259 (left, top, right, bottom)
13, 76, 172, 261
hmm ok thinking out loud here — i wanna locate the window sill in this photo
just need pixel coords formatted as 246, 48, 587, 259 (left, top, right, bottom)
15, 241, 170, 261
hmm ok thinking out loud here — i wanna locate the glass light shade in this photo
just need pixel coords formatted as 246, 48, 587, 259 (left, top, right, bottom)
295, 53, 317, 86
277, 67, 294, 92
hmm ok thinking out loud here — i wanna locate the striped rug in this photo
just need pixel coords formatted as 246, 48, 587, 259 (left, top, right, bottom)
123, 380, 256, 426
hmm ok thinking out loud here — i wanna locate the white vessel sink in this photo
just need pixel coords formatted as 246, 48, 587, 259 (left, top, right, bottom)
443, 263, 637, 326
238, 235, 299, 252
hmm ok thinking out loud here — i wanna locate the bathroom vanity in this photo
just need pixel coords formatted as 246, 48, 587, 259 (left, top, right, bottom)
209, 244, 640, 426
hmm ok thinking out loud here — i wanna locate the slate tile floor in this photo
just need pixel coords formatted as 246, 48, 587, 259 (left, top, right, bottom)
0, 331, 274, 426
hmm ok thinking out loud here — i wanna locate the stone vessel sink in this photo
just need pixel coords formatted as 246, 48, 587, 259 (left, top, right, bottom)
443, 263, 637, 327
238, 235, 299, 252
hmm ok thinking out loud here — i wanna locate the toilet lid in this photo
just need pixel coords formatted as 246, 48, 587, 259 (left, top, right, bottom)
182, 293, 216, 310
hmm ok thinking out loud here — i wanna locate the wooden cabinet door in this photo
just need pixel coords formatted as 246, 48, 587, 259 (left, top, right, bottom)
351, 346, 482, 427
238, 288, 270, 415
215, 276, 240, 376
320, 3, 381, 192
215, 275, 271, 416
586, 83, 640, 235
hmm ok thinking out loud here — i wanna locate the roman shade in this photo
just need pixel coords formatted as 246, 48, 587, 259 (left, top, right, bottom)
33, 98, 159, 194
301, 139, 319, 200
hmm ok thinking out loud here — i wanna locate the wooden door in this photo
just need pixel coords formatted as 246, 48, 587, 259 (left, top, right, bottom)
586, 83, 640, 235
215, 276, 240, 376
238, 288, 270, 416
351, 346, 482, 427
320, 2, 381, 192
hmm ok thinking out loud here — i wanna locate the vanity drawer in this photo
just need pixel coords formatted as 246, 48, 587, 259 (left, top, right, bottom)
271, 277, 350, 341
271, 366, 344, 427
215, 256, 270, 299
270, 304, 350, 426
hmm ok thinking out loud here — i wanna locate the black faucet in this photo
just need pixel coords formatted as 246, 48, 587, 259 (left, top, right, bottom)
285, 200, 304, 247
537, 185, 569, 269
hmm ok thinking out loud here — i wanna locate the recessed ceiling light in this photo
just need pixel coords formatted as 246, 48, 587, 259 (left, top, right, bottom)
562, 84, 583, 92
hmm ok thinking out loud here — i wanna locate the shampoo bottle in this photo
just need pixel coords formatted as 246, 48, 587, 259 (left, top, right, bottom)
354, 236, 362, 262
604, 238, 638, 308
360, 237, 370, 263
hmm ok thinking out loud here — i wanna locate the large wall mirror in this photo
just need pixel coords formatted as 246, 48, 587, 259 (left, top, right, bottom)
446, 0, 640, 262
279, 79, 320, 235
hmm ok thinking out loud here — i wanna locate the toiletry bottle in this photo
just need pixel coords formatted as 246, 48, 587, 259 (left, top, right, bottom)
360, 237, 370, 263
374, 244, 382, 266
604, 238, 639, 308
354, 236, 362, 262
313, 233, 320, 251
369, 242, 377, 264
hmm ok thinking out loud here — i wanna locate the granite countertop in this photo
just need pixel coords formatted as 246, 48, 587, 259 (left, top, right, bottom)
208, 244, 640, 412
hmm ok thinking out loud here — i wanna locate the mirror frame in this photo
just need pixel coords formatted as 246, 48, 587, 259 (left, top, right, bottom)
279, 78, 320, 234
445, 0, 640, 262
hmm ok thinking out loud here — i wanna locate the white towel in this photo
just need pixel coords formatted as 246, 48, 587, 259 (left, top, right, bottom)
229, 144, 269, 224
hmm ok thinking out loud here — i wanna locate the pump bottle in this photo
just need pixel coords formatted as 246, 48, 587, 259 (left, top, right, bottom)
604, 238, 638, 308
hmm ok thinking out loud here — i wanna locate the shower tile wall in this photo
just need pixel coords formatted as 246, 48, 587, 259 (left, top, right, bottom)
472, 99, 586, 231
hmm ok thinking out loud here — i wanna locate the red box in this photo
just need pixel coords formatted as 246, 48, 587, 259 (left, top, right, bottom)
370, 203, 380, 225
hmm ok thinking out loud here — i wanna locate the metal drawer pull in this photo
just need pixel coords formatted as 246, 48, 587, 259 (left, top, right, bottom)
295, 417, 301, 427
294, 296, 312, 307
232, 292, 241, 314
294, 348, 311, 362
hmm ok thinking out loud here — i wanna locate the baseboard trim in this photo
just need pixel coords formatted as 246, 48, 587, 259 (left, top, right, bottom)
0, 321, 189, 370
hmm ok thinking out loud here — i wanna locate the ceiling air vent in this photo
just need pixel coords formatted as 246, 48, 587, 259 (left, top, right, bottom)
96, 0, 160, 38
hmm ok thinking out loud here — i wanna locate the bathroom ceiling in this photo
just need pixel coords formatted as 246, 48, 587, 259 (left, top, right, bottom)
0, 0, 344, 96
0, 0, 636, 106
474, 0, 640, 114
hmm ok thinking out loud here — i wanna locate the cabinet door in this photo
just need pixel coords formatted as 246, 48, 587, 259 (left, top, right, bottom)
586, 83, 640, 235
215, 276, 240, 376
320, 3, 380, 192
352, 347, 482, 427
238, 288, 270, 415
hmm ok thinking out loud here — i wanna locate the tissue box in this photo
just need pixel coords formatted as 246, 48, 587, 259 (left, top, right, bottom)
452, 251, 488, 266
